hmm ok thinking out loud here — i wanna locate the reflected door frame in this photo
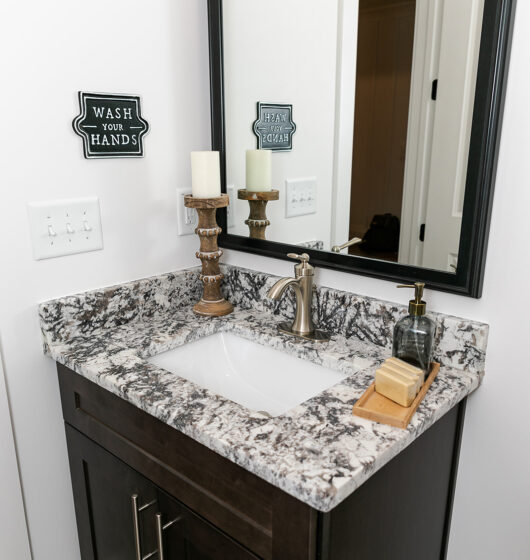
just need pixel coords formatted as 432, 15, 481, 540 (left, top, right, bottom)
421, 0, 485, 271
331, 0, 358, 248
399, 0, 443, 266
399, 0, 485, 271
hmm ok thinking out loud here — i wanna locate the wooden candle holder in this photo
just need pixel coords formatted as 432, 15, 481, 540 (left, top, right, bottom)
184, 194, 233, 317
237, 189, 279, 240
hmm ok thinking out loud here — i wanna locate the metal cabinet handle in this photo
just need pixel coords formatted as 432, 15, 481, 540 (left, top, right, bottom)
131, 494, 157, 560
155, 512, 182, 560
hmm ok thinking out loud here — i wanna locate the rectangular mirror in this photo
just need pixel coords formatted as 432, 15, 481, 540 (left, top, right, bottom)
208, 0, 515, 297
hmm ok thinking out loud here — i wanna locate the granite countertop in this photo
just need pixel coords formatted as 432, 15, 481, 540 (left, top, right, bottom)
39, 265, 488, 512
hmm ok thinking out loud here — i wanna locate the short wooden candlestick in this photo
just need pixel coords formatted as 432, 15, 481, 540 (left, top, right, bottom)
184, 194, 233, 317
237, 189, 279, 240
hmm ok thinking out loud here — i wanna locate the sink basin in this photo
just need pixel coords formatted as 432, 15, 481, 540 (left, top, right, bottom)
147, 332, 348, 416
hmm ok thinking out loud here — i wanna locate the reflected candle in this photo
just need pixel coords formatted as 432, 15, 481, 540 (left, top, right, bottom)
191, 151, 221, 198
246, 149, 272, 192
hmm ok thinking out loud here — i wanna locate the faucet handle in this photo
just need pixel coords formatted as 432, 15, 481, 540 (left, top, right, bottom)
287, 253, 314, 276
287, 252, 310, 263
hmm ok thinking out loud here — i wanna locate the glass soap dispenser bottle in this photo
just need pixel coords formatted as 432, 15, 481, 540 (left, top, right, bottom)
392, 282, 436, 373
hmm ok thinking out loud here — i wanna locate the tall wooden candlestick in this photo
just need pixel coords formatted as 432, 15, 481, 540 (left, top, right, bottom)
184, 194, 233, 317
237, 189, 279, 240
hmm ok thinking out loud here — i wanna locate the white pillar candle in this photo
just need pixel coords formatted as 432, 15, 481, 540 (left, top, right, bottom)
191, 151, 221, 198
246, 149, 272, 192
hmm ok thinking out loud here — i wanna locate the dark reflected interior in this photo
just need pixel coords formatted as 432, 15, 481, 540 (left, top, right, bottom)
349, 0, 416, 262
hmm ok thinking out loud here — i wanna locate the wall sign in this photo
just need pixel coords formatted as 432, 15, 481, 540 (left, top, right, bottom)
73, 92, 149, 158
253, 102, 296, 152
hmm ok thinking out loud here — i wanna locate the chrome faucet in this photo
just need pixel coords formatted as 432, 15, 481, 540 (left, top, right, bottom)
267, 253, 329, 342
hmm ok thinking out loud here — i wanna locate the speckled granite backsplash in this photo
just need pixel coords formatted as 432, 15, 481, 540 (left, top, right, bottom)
41, 264, 488, 375
222, 266, 488, 373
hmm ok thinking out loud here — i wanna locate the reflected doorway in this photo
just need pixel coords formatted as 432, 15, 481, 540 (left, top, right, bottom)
348, 0, 416, 261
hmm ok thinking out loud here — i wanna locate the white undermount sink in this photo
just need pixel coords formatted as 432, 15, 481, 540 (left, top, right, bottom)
147, 332, 348, 416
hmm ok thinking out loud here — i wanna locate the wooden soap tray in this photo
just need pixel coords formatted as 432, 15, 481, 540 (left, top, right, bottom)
352, 362, 440, 429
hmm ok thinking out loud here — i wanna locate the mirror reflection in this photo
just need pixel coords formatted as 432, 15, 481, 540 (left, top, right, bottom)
223, 0, 485, 273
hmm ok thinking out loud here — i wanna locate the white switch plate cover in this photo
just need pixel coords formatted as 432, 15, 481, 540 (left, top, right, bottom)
27, 197, 103, 260
176, 188, 198, 235
285, 177, 317, 218
226, 184, 236, 228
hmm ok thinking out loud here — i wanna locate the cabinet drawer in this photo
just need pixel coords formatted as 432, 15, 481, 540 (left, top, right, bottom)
58, 364, 273, 559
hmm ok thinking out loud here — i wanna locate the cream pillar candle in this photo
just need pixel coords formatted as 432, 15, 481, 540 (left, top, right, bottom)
191, 151, 221, 198
246, 149, 272, 192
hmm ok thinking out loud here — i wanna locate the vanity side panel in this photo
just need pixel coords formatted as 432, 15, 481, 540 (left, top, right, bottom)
272, 491, 318, 560
322, 402, 465, 560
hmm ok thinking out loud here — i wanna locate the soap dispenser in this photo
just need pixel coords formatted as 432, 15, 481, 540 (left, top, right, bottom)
392, 283, 435, 373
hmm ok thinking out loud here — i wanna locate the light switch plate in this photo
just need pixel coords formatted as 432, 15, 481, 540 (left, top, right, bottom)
176, 188, 198, 235
27, 197, 103, 260
285, 177, 317, 218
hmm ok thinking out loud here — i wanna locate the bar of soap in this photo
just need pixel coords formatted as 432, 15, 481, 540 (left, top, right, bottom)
387, 357, 424, 377
375, 366, 419, 407
385, 358, 425, 384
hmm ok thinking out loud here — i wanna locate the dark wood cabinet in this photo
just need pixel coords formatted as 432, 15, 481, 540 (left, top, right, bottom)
58, 363, 465, 560
66, 426, 258, 560
66, 424, 157, 559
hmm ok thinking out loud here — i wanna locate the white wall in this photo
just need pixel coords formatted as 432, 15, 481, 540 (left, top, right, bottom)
223, 0, 338, 248
0, 1, 210, 558
1, 1, 529, 559
0, 350, 32, 559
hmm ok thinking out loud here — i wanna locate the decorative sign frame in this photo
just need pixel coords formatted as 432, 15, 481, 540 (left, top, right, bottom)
73, 92, 149, 158
253, 102, 296, 152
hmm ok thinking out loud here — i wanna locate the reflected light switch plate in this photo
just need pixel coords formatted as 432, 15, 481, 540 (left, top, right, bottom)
27, 197, 103, 260
285, 177, 317, 218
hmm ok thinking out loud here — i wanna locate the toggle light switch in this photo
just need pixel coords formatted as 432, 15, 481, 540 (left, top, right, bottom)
285, 177, 317, 218
27, 197, 103, 260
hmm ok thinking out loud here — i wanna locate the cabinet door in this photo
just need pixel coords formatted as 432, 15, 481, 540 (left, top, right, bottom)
65, 425, 159, 560
157, 490, 259, 560
66, 425, 259, 560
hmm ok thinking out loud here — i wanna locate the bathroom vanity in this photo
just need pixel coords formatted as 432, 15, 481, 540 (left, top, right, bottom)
40, 265, 487, 559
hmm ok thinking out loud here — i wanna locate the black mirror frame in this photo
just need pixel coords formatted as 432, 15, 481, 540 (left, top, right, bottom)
208, 0, 516, 298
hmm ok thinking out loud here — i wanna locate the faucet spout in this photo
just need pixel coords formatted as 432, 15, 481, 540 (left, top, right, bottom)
267, 277, 302, 300
268, 276, 312, 335
265, 253, 329, 342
